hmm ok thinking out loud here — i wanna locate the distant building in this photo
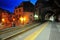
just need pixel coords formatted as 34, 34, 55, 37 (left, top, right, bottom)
14, 1, 34, 25
0, 1, 34, 30
0, 9, 12, 29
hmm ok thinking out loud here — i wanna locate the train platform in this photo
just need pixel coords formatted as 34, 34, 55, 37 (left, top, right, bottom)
0, 22, 60, 40
0, 22, 40, 40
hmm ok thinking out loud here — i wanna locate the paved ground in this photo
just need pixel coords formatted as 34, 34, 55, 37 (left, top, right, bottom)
35, 22, 60, 40
5, 22, 49, 40
0, 22, 60, 40
0, 23, 40, 40
49, 22, 60, 40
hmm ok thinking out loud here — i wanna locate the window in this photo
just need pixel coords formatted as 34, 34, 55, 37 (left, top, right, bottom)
19, 9, 21, 12
15, 9, 18, 13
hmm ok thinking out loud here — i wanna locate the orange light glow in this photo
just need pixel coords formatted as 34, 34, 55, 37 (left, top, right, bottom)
20, 17, 24, 21
13, 18, 15, 21
19, 17, 27, 24
23, 17, 26, 21
2, 18, 5, 22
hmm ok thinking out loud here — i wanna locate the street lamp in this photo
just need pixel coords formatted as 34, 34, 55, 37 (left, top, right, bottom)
19, 16, 27, 25
34, 14, 38, 20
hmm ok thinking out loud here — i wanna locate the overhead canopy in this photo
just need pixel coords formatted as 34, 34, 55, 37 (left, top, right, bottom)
0, 0, 37, 13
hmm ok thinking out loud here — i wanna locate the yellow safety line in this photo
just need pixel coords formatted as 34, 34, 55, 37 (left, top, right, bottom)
24, 22, 48, 40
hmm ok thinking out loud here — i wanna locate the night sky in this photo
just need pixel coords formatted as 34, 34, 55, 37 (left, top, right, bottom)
0, 0, 37, 13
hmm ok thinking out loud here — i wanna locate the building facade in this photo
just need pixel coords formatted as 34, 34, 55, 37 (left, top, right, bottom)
0, 2, 34, 30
